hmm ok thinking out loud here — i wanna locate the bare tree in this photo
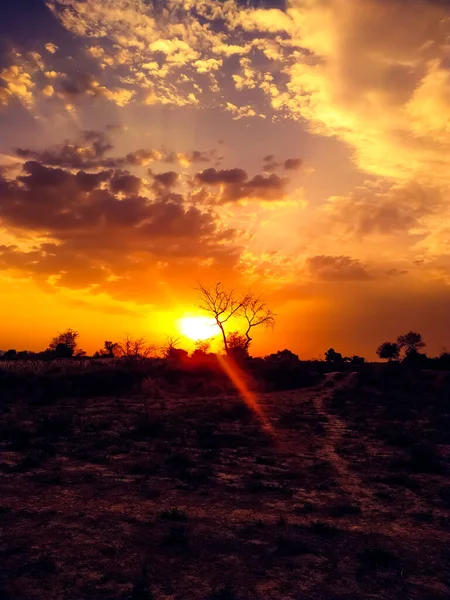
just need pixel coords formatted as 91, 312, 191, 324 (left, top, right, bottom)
163, 336, 182, 359
242, 297, 275, 350
197, 282, 249, 354
197, 282, 275, 354
118, 335, 155, 359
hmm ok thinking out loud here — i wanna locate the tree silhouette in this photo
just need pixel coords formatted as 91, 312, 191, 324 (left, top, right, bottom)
266, 349, 299, 362
325, 348, 343, 364
227, 331, 249, 361
197, 283, 249, 354
94, 340, 120, 358
48, 329, 80, 358
350, 355, 365, 365
191, 339, 212, 359
377, 341, 400, 361
197, 282, 275, 355
396, 331, 425, 356
242, 297, 275, 350
162, 336, 188, 363
119, 335, 155, 359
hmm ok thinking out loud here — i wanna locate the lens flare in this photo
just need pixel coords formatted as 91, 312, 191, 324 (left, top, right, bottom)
217, 354, 274, 436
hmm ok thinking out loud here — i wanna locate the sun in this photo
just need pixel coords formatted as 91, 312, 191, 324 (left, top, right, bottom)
178, 316, 220, 341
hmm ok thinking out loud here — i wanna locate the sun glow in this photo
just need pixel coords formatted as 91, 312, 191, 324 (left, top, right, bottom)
178, 316, 220, 341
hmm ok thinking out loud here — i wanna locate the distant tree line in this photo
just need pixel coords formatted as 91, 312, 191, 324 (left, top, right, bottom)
2, 327, 450, 372
1, 282, 449, 371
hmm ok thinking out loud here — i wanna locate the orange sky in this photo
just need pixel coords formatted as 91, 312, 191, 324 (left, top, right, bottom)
1, 0, 450, 359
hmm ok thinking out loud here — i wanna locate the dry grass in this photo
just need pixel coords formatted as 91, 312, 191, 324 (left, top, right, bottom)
1, 369, 449, 599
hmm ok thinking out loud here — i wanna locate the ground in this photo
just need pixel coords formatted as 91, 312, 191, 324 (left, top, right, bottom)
1, 371, 449, 599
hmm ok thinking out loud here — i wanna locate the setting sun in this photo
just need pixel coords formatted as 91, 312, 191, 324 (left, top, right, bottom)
178, 316, 220, 341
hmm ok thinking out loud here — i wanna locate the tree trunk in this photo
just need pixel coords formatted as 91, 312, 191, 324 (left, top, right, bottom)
218, 323, 229, 354
244, 327, 252, 350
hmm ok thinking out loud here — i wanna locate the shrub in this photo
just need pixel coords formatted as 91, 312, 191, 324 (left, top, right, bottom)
160, 508, 188, 521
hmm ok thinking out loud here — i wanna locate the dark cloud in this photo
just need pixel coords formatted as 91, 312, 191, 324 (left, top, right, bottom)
82, 130, 113, 156
263, 159, 279, 173
16, 130, 113, 170
109, 171, 142, 195
306, 255, 371, 281
284, 158, 302, 170
246, 173, 284, 190
150, 170, 179, 189
14, 132, 223, 177
237, 0, 286, 7
75, 169, 112, 192
0, 157, 238, 293
53, 71, 133, 107
57, 72, 96, 99
17, 160, 72, 188
194, 168, 287, 203
262, 156, 302, 172
195, 168, 248, 185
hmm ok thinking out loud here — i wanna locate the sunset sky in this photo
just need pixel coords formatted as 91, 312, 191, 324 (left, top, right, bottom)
1, 0, 450, 358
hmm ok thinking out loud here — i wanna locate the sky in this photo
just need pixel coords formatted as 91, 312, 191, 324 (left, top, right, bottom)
0, 0, 450, 358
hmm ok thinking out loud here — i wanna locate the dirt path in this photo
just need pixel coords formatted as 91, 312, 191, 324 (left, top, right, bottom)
308, 372, 380, 511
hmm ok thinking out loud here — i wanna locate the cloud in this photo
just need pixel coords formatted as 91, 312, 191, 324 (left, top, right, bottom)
267, 0, 450, 184
0, 157, 239, 295
16, 131, 113, 169
109, 171, 143, 195
195, 168, 248, 185
56, 71, 134, 107
42, 85, 55, 97
323, 181, 445, 238
0, 86, 11, 106
262, 155, 302, 171
150, 170, 180, 189
45, 43, 59, 54
306, 255, 371, 281
14, 133, 224, 185
193, 58, 223, 73
284, 158, 302, 170
226, 102, 266, 120
125, 149, 163, 166
45, 0, 293, 115
0, 64, 35, 107
165, 150, 216, 167
194, 168, 288, 203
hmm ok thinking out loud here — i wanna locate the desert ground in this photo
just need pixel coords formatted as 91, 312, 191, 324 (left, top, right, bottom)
1, 368, 449, 600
